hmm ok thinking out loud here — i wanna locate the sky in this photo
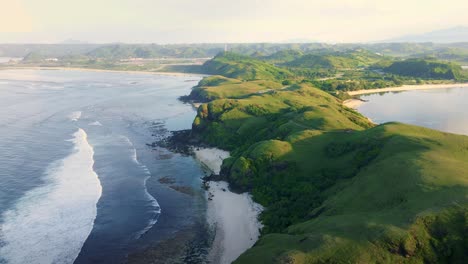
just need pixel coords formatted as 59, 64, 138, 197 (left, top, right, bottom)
1, 0, 467, 43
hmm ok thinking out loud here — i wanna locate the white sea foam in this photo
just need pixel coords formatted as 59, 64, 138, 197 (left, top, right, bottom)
88, 121, 103, 126
69, 111, 82, 121
119, 135, 160, 238
0, 129, 102, 264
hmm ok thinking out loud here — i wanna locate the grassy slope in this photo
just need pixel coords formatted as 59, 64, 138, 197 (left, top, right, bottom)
283, 50, 385, 70
189, 54, 468, 263
202, 52, 293, 81
385, 58, 464, 80
262, 50, 304, 63
235, 123, 468, 263
187, 75, 284, 101
193, 84, 372, 150
184, 52, 296, 101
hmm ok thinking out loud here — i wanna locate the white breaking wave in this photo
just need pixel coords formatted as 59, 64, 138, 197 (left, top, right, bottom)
88, 121, 103, 126
69, 111, 82, 121
0, 129, 102, 264
119, 135, 161, 238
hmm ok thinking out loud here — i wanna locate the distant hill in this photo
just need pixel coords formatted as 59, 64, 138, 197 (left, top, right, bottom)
283, 49, 384, 70
262, 50, 304, 63
201, 52, 293, 81
386, 26, 468, 43
0, 44, 102, 58
385, 58, 464, 80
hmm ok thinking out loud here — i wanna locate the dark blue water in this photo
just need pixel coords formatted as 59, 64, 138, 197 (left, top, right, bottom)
0, 69, 206, 263
357, 87, 468, 135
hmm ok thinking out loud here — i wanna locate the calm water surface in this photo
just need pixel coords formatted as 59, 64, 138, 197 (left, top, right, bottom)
357, 87, 468, 135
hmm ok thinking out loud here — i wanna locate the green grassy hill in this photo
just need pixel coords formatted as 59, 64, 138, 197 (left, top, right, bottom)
201, 52, 293, 81
188, 54, 468, 263
193, 84, 372, 149
234, 123, 468, 263
415, 47, 468, 64
86, 44, 213, 59
262, 50, 304, 63
385, 58, 464, 80
186, 75, 285, 102
284, 50, 385, 70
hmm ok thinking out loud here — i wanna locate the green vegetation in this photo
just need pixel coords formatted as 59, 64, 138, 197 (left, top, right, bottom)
188, 53, 468, 263
261, 49, 304, 63
4, 43, 468, 82
413, 47, 468, 64
193, 83, 372, 149
186, 75, 284, 101
201, 52, 293, 81
232, 123, 468, 263
284, 49, 384, 70
385, 58, 464, 80
86, 44, 214, 59
2, 42, 468, 63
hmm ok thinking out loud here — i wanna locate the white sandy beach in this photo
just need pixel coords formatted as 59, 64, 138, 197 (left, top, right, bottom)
193, 148, 263, 264
347, 83, 468, 96
344, 83, 468, 109
343, 99, 365, 109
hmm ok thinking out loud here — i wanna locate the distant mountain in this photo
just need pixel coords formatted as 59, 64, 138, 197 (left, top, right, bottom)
386, 26, 468, 43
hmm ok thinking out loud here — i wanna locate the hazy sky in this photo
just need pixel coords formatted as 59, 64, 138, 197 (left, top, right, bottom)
1, 0, 467, 43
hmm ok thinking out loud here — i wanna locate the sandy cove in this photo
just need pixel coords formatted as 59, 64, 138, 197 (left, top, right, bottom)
347, 83, 468, 96
343, 98, 366, 109
193, 148, 263, 264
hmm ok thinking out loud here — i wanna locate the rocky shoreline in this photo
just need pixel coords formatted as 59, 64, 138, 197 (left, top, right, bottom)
142, 128, 263, 264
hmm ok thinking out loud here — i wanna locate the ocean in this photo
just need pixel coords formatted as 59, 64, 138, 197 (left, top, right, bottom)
0, 69, 206, 263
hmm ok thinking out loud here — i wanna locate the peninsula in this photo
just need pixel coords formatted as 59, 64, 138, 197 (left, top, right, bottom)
182, 52, 468, 263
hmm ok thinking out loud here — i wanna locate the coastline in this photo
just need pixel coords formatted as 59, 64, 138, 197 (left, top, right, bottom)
343, 98, 366, 109
193, 148, 263, 264
346, 82, 468, 96
0, 66, 207, 77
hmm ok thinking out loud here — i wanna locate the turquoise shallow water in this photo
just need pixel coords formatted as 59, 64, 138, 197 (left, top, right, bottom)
0, 69, 206, 263
356, 87, 468, 135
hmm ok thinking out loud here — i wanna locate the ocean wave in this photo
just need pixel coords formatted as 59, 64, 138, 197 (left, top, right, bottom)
88, 121, 103, 126
0, 128, 102, 264
69, 111, 82, 122
119, 135, 161, 238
